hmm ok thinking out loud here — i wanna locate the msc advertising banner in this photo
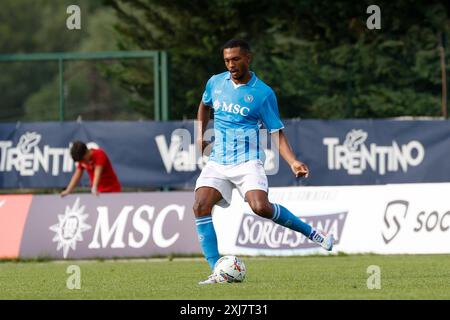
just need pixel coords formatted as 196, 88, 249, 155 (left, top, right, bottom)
0, 184, 449, 260
0, 192, 199, 259
0, 120, 449, 189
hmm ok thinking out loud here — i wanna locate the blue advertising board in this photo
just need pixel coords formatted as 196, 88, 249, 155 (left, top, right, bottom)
0, 120, 448, 189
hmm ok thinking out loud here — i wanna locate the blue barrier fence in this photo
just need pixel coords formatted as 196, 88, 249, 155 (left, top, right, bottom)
0, 120, 449, 189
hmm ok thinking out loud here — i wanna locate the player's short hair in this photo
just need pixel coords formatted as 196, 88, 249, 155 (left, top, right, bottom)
222, 39, 251, 54
70, 141, 88, 162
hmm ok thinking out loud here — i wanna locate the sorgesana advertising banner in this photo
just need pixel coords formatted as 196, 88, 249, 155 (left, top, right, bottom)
212, 183, 450, 256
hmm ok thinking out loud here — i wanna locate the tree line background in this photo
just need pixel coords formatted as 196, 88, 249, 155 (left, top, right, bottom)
0, 0, 449, 121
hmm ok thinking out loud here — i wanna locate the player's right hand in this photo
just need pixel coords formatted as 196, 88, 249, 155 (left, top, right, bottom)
290, 160, 309, 178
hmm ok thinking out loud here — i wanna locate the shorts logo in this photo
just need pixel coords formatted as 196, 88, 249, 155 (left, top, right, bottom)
244, 94, 254, 103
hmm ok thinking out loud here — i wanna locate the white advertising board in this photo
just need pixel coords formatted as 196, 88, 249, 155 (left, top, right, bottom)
212, 183, 450, 255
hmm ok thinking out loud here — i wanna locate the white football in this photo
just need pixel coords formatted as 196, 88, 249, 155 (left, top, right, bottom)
213, 255, 246, 283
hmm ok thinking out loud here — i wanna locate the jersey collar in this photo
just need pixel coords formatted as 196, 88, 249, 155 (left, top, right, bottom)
226, 71, 258, 87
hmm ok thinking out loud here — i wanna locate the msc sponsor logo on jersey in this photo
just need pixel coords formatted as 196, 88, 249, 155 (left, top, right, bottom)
213, 99, 250, 116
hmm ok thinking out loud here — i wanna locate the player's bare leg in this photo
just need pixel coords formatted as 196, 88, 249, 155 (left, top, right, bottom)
193, 187, 223, 284
245, 190, 334, 251
244, 190, 274, 218
193, 186, 222, 218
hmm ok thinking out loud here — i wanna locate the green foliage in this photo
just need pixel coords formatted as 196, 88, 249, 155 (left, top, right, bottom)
0, 0, 103, 121
1, 1, 449, 120
108, 0, 450, 119
22, 7, 143, 121
0, 0, 135, 122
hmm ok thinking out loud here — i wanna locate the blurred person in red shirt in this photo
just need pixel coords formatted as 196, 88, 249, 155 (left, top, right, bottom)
61, 141, 121, 196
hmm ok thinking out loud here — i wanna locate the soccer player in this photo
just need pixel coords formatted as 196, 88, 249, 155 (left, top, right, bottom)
194, 39, 334, 284
61, 141, 121, 196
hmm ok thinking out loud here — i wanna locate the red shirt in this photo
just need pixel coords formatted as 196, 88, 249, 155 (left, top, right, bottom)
77, 148, 121, 193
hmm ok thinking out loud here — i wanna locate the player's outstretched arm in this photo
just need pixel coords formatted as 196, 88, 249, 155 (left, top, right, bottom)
272, 130, 309, 178
196, 101, 212, 155
61, 167, 84, 197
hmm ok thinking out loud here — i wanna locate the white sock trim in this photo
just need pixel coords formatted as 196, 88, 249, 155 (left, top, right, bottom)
271, 204, 280, 221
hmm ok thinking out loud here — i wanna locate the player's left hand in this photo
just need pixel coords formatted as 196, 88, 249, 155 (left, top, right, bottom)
91, 186, 99, 196
290, 160, 309, 178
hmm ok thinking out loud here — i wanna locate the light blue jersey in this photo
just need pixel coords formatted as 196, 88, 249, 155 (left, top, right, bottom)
202, 71, 284, 165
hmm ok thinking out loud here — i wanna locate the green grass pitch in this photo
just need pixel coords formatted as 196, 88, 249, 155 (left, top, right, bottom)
0, 254, 449, 299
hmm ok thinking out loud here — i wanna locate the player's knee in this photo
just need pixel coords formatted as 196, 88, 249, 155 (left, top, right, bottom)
249, 201, 272, 219
193, 199, 213, 217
